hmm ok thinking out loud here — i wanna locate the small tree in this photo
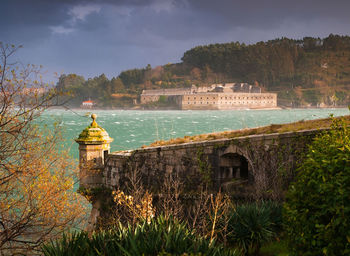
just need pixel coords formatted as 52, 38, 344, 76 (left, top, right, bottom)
283, 117, 350, 255
0, 43, 88, 254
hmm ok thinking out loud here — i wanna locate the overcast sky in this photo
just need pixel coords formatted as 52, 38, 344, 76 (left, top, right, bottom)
1, 0, 350, 82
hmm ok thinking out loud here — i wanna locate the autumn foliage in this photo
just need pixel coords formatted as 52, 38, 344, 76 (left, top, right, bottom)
0, 43, 88, 254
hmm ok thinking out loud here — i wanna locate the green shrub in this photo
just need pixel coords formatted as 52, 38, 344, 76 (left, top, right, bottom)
225, 201, 282, 255
42, 215, 236, 256
283, 118, 350, 255
158, 95, 168, 103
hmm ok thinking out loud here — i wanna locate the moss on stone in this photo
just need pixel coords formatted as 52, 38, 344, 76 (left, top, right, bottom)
76, 114, 113, 143
77, 125, 104, 141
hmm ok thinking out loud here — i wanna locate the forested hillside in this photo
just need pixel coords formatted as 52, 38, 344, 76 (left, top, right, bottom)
56, 34, 350, 108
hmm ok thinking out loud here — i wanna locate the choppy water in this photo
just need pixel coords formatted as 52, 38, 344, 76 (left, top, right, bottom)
39, 108, 349, 159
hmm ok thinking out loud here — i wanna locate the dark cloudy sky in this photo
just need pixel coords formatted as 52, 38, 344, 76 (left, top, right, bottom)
2, 0, 350, 82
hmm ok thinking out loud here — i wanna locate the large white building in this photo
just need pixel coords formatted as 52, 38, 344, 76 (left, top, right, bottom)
140, 83, 277, 110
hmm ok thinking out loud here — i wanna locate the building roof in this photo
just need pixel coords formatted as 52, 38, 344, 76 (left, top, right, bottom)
82, 100, 94, 104
75, 114, 113, 145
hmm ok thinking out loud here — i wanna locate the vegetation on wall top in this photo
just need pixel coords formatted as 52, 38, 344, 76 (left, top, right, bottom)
143, 115, 350, 148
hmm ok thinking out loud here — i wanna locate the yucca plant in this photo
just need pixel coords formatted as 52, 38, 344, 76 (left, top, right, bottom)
263, 201, 283, 233
42, 215, 236, 256
41, 232, 91, 256
225, 201, 282, 255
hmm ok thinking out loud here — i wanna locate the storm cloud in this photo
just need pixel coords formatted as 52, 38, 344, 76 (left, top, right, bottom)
1, 0, 349, 81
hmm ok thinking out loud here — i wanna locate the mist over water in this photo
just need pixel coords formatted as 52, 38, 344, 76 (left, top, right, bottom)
39, 108, 349, 159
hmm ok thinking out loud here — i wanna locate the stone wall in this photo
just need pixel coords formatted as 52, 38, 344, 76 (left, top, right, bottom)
140, 88, 192, 104
140, 95, 160, 104
103, 128, 321, 199
80, 126, 325, 230
141, 88, 192, 95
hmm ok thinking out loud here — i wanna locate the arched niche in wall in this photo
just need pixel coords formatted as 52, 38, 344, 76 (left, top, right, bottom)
218, 152, 249, 183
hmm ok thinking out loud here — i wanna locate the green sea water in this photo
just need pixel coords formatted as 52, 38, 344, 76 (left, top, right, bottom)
39, 108, 349, 159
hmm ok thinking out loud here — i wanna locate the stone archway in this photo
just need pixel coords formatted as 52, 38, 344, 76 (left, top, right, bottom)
218, 153, 249, 183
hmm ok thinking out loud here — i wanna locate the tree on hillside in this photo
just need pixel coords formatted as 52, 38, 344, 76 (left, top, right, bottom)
181, 35, 350, 97
118, 68, 145, 87
0, 43, 87, 254
56, 73, 86, 106
110, 77, 125, 93
56, 73, 85, 93
190, 67, 202, 81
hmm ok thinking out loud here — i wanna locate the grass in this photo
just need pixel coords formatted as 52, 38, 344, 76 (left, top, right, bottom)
143, 115, 350, 148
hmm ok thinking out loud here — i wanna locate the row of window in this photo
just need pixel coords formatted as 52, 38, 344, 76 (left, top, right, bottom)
187, 96, 274, 100
187, 97, 216, 100
189, 102, 216, 104
187, 101, 274, 105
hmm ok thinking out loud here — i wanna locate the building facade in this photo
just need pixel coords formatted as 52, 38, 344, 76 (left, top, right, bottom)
140, 83, 277, 109
81, 100, 95, 109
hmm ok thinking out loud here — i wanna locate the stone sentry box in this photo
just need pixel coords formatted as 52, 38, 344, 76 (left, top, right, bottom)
75, 114, 113, 188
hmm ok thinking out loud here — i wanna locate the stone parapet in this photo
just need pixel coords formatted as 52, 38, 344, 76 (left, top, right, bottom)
104, 128, 325, 197
76, 114, 328, 230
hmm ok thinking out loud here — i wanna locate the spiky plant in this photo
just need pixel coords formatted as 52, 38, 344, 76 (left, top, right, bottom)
42, 215, 236, 256
226, 201, 281, 255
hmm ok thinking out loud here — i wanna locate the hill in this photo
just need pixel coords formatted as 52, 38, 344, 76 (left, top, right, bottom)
56, 34, 350, 108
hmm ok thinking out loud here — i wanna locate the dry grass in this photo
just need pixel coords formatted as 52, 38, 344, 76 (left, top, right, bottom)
144, 115, 350, 148
111, 93, 138, 99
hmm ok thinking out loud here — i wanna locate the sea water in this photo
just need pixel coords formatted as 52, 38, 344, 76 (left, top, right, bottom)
38, 108, 349, 159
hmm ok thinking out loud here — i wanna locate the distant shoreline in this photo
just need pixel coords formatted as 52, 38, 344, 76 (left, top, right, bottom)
48, 106, 348, 111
